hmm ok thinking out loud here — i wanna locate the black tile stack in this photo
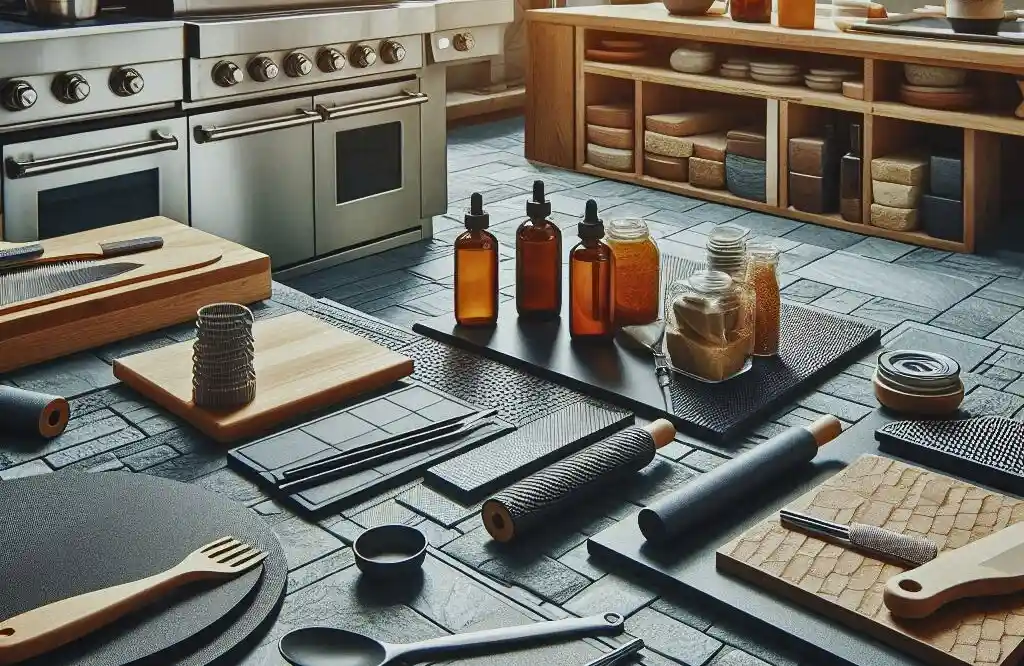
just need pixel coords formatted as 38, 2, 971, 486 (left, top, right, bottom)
921, 153, 965, 242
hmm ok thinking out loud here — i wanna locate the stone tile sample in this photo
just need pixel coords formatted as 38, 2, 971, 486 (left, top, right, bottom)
778, 243, 831, 274
558, 542, 606, 581
272, 516, 346, 571
932, 297, 1020, 337
6, 352, 116, 397
816, 372, 876, 406
798, 392, 872, 423
990, 310, 1024, 346
626, 607, 723, 666
780, 280, 833, 303
564, 573, 657, 618
651, 591, 723, 632
852, 297, 938, 326
287, 548, 356, 593
978, 277, 1024, 307
961, 386, 1024, 418
811, 289, 873, 314
681, 449, 729, 472
729, 211, 803, 237
480, 554, 591, 604
844, 238, 916, 262
782, 224, 863, 250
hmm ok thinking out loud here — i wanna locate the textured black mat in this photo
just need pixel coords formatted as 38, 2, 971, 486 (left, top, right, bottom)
424, 402, 633, 503
876, 417, 1024, 496
0, 471, 286, 666
414, 255, 881, 441
229, 382, 514, 516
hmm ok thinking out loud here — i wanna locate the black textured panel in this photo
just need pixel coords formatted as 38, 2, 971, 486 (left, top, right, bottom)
484, 427, 655, 541
305, 299, 418, 351
396, 484, 480, 527
424, 402, 634, 503
0, 471, 286, 666
876, 417, 1024, 496
403, 338, 605, 427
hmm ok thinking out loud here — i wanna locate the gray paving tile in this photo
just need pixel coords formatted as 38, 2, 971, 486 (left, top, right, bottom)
884, 322, 1001, 371
748, 234, 802, 252
782, 224, 863, 250
777, 243, 831, 274
938, 252, 1024, 279
565, 573, 657, 618
626, 607, 723, 666
8, 353, 116, 398
981, 365, 1020, 389
844, 237, 917, 262
709, 648, 773, 666
896, 247, 951, 266
810, 288, 873, 314
780, 280, 833, 303
1007, 376, 1024, 397
647, 209, 709, 229
729, 211, 804, 237
370, 305, 423, 329
602, 202, 660, 220
480, 554, 591, 604
0, 460, 52, 480
990, 311, 1024, 346
558, 542, 606, 581
795, 251, 979, 310
575, 180, 650, 199
931, 297, 1021, 338
961, 386, 1024, 418
817, 372, 876, 406
977, 277, 1024, 307
665, 229, 709, 248
798, 392, 873, 422
675, 203, 748, 226
996, 351, 1024, 373
624, 190, 706, 213
852, 297, 940, 326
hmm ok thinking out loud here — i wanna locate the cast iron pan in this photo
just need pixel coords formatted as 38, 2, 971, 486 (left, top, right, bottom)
0, 471, 287, 666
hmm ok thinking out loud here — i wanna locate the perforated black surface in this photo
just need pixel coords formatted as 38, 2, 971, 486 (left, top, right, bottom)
308, 299, 418, 351
0, 471, 286, 666
876, 417, 1024, 495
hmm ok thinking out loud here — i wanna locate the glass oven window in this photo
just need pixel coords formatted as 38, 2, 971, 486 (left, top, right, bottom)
38, 169, 160, 239
335, 121, 402, 204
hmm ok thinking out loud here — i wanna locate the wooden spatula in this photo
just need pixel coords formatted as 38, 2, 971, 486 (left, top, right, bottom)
884, 521, 1024, 619
0, 236, 164, 270
0, 536, 266, 665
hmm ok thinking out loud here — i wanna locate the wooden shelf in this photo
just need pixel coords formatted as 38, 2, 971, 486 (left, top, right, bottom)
870, 101, 1024, 138
447, 86, 526, 123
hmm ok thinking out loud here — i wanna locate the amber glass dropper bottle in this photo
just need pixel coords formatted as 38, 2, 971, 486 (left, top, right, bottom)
454, 192, 498, 327
516, 180, 562, 319
569, 200, 615, 340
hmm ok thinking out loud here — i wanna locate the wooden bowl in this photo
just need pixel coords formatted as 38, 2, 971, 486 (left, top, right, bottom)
601, 39, 646, 51
586, 49, 648, 64
663, 0, 715, 15
899, 83, 979, 110
873, 373, 964, 416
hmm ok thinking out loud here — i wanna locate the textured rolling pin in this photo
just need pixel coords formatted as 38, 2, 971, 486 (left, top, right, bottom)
638, 415, 843, 543
0, 385, 69, 439
482, 420, 677, 543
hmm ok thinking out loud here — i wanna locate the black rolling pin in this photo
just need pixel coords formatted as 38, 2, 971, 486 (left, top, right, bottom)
0, 385, 70, 439
482, 419, 677, 543
637, 415, 842, 544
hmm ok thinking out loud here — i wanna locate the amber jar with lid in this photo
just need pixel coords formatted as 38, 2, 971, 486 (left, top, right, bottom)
730, 0, 771, 23
777, 0, 815, 28
745, 242, 781, 357
454, 192, 499, 327
606, 218, 660, 326
569, 200, 615, 340
516, 180, 562, 319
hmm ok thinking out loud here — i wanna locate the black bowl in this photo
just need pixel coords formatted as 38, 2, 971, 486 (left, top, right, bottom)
353, 524, 427, 578
948, 17, 1004, 35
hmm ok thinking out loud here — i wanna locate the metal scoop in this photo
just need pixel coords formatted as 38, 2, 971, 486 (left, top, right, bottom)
620, 320, 674, 415
278, 612, 625, 666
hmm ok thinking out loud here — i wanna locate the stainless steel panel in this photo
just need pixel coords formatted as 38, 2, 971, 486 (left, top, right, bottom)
433, 0, 513, 30
314, 79, 424, 256
427, 23, 503, 64
187, 36, 423, 102
189, 97, 316, 268
1, 117, 188, 242
273, 226, 424, 279
0, 61, 183, 130
420, 63, 446, 221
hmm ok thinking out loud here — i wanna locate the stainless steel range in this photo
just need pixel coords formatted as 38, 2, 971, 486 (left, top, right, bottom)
0, 0, 513, 273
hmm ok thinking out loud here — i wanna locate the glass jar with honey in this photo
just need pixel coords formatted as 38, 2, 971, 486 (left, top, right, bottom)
730, 0, 771, 22
606, 218, 660, 327
746, 242, 781, 356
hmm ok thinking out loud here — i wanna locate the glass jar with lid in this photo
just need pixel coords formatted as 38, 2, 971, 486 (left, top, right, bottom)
745, 242, 781, 357
606, 218, 660, 326
663, 271, 754, 383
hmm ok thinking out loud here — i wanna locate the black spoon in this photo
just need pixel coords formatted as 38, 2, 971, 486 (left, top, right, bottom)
278, 612, 625, 666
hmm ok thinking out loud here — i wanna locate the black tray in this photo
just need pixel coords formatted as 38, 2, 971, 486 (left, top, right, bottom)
851, 16, 1024, 45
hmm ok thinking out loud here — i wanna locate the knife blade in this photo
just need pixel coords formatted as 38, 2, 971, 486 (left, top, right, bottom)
0, 261, 141, 307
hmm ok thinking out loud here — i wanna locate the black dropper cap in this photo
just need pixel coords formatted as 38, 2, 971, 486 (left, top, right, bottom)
464, 192, 489, 230
526, 180, 552, 219
578, 199, 604, 239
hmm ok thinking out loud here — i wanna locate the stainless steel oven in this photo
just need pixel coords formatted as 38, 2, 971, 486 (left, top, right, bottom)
1, 117, 189, 242
313, 78, 428, 257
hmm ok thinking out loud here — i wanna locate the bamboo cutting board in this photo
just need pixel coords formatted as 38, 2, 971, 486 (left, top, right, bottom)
717, 455, 1024, 666
113, 312, 414, 443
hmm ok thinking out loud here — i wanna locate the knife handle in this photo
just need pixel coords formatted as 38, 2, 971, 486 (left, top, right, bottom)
98, 236, 164, 257
0, 244, 44, 267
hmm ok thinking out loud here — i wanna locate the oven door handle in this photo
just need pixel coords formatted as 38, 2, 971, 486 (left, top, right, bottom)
194, 108, 321, 144
4, 131, 180, 180
316, 91, 429, 121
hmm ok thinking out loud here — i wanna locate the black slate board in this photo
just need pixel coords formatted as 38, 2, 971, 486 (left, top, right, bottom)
0, 471, 286, 666
228, 382, 514, 516
851, 16, 1024, 45
586, 411, 1024, 666
414, 255, 880, 441
423, 401, 633, 503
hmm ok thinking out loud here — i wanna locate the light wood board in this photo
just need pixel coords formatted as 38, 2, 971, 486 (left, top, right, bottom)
0, 217, 270, 373
717, 455, 1024, 666
113, 312, 415, 443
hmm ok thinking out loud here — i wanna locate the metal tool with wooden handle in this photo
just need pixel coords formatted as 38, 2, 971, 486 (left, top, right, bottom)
884, 521, 1024, 619
0, 536, 267, 665
0, 236, 163, 269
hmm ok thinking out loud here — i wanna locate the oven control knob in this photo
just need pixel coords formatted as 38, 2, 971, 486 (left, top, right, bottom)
351, 44, 377, 68
53, 73, 90, 104
284, 52, 313, 78
212, 61, 244, 87
248, 56, 279, 82
381, 40, 406, 64
1, 80, 37, 111
453, 32, 475, 52
317, 48, 346, 73
110, 67, 144, 97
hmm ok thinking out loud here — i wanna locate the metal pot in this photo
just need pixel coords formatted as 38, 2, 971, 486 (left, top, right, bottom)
25, 0, 99, 21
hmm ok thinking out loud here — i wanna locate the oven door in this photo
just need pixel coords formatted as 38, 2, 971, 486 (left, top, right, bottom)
313, 79, 428, 256
189, 98, 319, 269
1, 117, 188, 242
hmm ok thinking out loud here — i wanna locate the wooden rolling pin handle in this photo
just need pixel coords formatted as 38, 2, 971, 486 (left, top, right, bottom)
805, 415, 842, 447
644, 419, 676, 448
883, 565, 1018, 620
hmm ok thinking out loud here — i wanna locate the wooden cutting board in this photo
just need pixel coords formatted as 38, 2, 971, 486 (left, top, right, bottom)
717, 455, 1024, 666
113, 312, 414, 443
0, 217, 270, 373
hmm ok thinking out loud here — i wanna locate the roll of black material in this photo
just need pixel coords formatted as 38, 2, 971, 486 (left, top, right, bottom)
482, 420, 676, 543
637, 415, 842, 544
0, 385, 70, 439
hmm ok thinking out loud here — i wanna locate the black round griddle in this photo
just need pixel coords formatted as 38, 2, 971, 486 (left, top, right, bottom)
0, 471, 286, 666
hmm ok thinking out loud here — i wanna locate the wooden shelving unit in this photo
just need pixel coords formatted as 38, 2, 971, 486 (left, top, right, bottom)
526, 5, 1024, 253
447, 86, 527, 123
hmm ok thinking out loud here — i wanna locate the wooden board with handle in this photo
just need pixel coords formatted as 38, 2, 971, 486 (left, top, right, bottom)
717, 455, 1024, 666
0, 217, 270, 374
113, 312, 415, 443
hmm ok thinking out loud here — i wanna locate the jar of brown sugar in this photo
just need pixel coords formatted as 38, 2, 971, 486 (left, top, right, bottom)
746, 242, 781, 356
606, 218, 660, 326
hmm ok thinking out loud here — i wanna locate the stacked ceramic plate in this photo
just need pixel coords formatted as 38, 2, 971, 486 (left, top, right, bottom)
719, 58, 750, 80
804, 68, 860, 92
705, 223, 751, 276
750, 61, 802, 85
192, 302, 256, 409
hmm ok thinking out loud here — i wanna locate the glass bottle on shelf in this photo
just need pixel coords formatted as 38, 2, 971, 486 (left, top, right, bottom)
606, 218, 660, 326
516, 180, 562, 319
840, 122, 863, 224
569, 200, 615, 340
745, 242, 781, 357
730, 0, 771, 23
454, 192, 498, 327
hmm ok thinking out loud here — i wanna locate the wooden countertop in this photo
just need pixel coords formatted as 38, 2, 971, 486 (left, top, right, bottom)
526, 4, 1024, 73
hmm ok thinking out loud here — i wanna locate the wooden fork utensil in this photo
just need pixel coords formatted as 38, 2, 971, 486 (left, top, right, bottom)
0, 536, 266, 665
